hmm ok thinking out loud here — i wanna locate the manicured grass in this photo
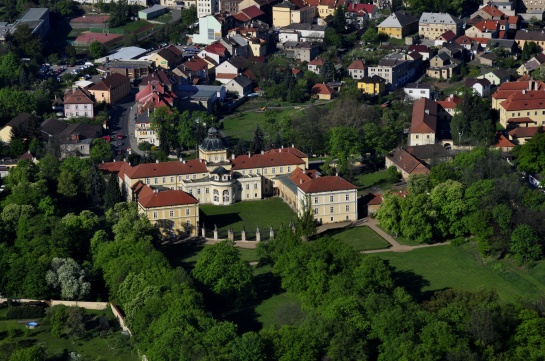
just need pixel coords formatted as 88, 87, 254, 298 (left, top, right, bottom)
255, 292, 302, 329
200, 198, 296, 239
354, 169, 390, 188
323, 226, 390, 251
222, 109, 291, 143
115, 20, 150, 33
377, 244, 545, 303
161, 243, 260, 268
0, 308, 136, 360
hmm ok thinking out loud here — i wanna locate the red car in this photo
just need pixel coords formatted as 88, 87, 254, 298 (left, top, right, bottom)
102, 135, 111, 142
117, 134, 123, 140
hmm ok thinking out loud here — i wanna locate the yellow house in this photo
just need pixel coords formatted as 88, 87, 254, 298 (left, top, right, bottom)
275, 168, 358, 224
357, 75, 386, 95
0, 112, 32, 144
377, 10, 418, 39
88, 73, 131, 104
135, 182, 200, 238
499, 90, 545, 128
311, 83, 335, 100
149, 48, 177, 69
273, 2, 294, 27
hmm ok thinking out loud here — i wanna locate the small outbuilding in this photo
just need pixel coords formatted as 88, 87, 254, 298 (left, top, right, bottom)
138, 5, 168, 20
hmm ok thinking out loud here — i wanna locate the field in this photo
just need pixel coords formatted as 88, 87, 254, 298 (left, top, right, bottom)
322, 226, 390, 251
378, 244, 545, 303
161, 242, 260, 268
353, 169, 394, 194
222, 109, 292, 144
200, 198, 296, 239
116, 20, 151, 33
0, 307, 136, 360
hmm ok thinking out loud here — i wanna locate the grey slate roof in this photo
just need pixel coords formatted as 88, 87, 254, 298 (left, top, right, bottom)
230, 75, 253, 87
378, 10, 418, 28
419, 12, 462, 25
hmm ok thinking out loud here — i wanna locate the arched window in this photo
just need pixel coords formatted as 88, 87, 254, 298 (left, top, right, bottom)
223, 190, 229, 202
213, 189, 219, 202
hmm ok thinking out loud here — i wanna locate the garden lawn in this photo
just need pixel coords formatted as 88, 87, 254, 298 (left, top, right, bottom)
200, 198, 296, 239
115, 20, 150, 33
353, 169, 394, 194
0, 309, 136, 361
222, 109, 291, 144
255, 292, 301, 330
161, 243, 260, 268
378, 244, 545, 303
323, 226, 390, 251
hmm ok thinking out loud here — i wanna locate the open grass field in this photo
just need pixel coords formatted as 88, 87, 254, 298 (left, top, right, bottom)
0, 307, 136, 360
353, 169, 394, 194
115, 20, 151, 33
161, 242, 260, 268
377, 244, 545, 303
322, 226, 390, 251
222, 109, 292, 144
200, 198, 296, 239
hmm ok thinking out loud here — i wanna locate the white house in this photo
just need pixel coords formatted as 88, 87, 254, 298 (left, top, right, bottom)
197, 0, 219, 18
278, 23, 326, 43
226, 75, 254, 97
465, 78, 491, 97
63, 87, 95, 119
404, 82, 432, 100
215, 56, 248, 84
192, 15, 222, 45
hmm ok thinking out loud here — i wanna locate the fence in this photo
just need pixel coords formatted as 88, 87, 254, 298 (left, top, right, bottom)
0, 298, 132, 335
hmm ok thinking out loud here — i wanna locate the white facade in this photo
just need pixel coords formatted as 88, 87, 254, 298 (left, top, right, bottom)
192, 15, 222, 45
404, 85, 431, 100
64, 104, 94, 119
73, 0, 146, 5
298, 187, 358, 224
135, 121, 159, 146
197, 0, 219, 19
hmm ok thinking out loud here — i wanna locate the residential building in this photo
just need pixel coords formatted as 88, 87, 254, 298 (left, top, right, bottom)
519, 0, 545, 14
88, 73, 131, 104
199, 42, 228, 64
471, 4, 506, 20
515, 31, 545, 49
64, 87, 95, 119
435, 30, 458, 47
139, 70, 180, 93
307, 57, 323, 74
493, 132, 515, 151
306, 0, 346, 18
291, 6, 316, 24
426, 53, 461, 80
41, 120, 103, 158
517, 53, 545, 76
275, 168, 358, 224
408, 98, 439, 146
138, 5, 168, 20
508, 126, 545, 145
273, 2, 315, 27
179, 56, 210, 81
357, 75, 386, 95
346, 59, 367, 79
465, 78, 491, 97
135, 183, 199, 237
226, 75, 254, 96
476, 68, 510, 85
345, 3, 378, 28
197, 0, 220, 18
377, 10, 418, 39
499, 90, 545, 128
407, 44, 433, 61
491, 78, 545, 110
149, 48, 179, 70
101, 60, 151, 79
0, 113, 32, 144
404, 82, 432, 100
385, 147, 430, 180
419, 12, 463, 40
486, 39, 516, 53
311, 83, 335, 100
367, 53, 416, 89
465, 19, 500, 39
436, 94, 461, 121
290, 41, 320, 62
215, 56, 249, 83
278, 23, 326, 43
192, 15, 223, 45
136, 82, 177, 114
135, 110, 159, 146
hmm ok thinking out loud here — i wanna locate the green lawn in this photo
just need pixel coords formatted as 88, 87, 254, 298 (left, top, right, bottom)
323, 226, 390, 251
161, 242, 260, 268
378, 244, 545, 303
0, 307, 136, 360
222, 109, 292, 144
200, 198, 296, 239
255, 292, 302, 329
115, 20, 150, 33
353, 169, 394, 194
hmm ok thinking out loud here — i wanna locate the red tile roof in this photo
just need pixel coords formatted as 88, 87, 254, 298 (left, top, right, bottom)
98, 161, 128, 173
234, 5, 264, 21
367, 193, 383, 205
507, 117, 535, 124
89, 73, 129, 91
347, 59, 367, 70
126, 159, 208, 179
455, 35, 472, 45
346, 3, 375, 14
270, 147, 307, 158
308, 57, 324, 66
408, 44, 431, 53
410, 98, 438, 133
480, 5, 505, 18
508, 126, 545, 139
437, 94, 462, 109
473, 19, 500, 32
64, 87, 94, 105
493, 133, 515, 148
469, 37, 490, 45
138, 188, 198, 208
298, 175, 357, 193
438, 30, 457, 42
387, 148, 429, 175
311, 83, 335, 96
204, 42, 227, 57
232, 149, 305, 170
182, 56, 208, 72
500, 90, 545, 111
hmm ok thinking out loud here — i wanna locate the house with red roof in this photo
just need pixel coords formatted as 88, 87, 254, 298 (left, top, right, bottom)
134, 182, 200, 237
345, 3, 378, 28
385, 147, 430, 180
307, 56, 324, 74
491, 78, 545, 109
179, 56, 209, 81
275, 167, 358, 223
311, 83, 335, 100
493, 132, 515, 151
347, 59, 367, 79
508, 126, 545, 145
408, 98, 439, 146
499, 90, 545, 129
465, 20, 501, 40
63, 87, 95, 119
88, 73, 131, 104
361, 192, 383, 216
435, 30, 457, 47
408, 44, 433, 61
233, 5, 265, 24
135, 81, 177, 114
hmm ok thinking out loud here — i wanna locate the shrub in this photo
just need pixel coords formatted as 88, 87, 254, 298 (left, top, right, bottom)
6, 304, 46, 319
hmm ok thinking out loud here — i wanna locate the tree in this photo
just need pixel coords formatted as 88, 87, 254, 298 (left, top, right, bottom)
319, 58, 336, 82
233, 139, 248, 156
11, 24, 41, 59
297, 195, 317, 240
191, 240, 254, 306
8, 346, 46, 361
510, 224, 541, 264
65, 307, 85, 338
332, 5, 346, 33
46, 257, 91, 300
90, 138, 113, 163
89, 41, 106, 59
232, 332, 267, 361
451, 89, 493, 146
57, 170, 78, 199
386, 166, 401, 183
251, 125, 265, 154
408, 174, 430, 195
104, 172, 122, 209
328, 127, 361, 176
56, 0, 76, 17
361, 27, 379, 43
181, 6, 197, 26
512, 132, 545, 175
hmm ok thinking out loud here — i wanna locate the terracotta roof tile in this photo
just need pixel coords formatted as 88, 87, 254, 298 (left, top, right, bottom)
500, 90, 545, 111
508, 126, 545, 138
387, 148, 430, 175
98, 161, 128, 173
232, 148, 305, 170
138, 187, 198, 208
126, 159, 208, 178
410, 98, 438, 133
347, 59, 367, 70
298, 175, 357, 193
64, 87, 94, 105
311, 83, 335, 95
507, 117, 535, 124
493, 133, 515, 148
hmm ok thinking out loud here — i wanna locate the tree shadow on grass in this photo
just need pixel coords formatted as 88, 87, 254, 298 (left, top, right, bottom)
386, 262, 433, 302
160, 241, 207, 269
200, 212, 243, 238
222, 267, 284, 333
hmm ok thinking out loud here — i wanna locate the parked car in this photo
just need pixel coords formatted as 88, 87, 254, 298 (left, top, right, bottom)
117, 134, 123, 140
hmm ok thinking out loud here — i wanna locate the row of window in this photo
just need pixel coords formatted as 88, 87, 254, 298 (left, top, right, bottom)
313, 195, 350, 203
314, 205, 350, 214
152, 209, 191, 218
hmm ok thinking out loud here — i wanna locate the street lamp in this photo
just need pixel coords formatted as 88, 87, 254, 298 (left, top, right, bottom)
458, 131, 463, 147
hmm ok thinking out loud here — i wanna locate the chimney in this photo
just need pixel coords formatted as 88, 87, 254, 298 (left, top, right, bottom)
179, 157, 183, 162
300, 179, 302, 184
523, 90, 526, 94
261, 150, 264, 154
156, 159, 159, 163
183, 160, 186, 164
232, 153, 235, 160
425, 109, 430, 114
248, 151, 251, 158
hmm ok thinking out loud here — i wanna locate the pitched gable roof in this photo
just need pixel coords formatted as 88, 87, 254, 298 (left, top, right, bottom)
438, 30, 457, 42
138, 187, 198, 208
493, 132, 515, 148
308, 57, 324, 66
387, 147, 429, 175
89, 73, 129, 91
232, 148, 305, 170
125, 159, 208, 178
311, 83, 335, 96
6, 112, 32, 127
480, 5, 505, 18
410, 98, 438, 133
64, 87, 94, 105
182, 56, 208, 72
347, 59, 366, 70
500, 90, 545, 111
379, 10, 418, 28
298, 175, 357, 193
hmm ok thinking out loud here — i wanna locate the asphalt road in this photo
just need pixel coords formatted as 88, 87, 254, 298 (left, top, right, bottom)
109, 89, 138, 160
